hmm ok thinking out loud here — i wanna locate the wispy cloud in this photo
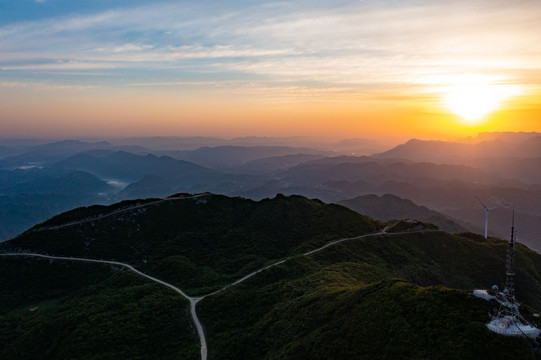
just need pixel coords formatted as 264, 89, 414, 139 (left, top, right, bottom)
1, 61, 116, 71
1, 0, 540, 94
0, 80, 96, 91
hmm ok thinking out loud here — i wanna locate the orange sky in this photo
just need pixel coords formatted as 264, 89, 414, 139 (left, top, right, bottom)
1, 1, 541, 140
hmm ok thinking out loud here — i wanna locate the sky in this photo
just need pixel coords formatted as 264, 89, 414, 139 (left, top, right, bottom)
1, 0, 540, 139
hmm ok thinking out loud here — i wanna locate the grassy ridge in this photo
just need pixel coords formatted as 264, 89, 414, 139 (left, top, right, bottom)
199, 232, 540, 359
0, 194, 381, 358
298, 231, 541, 309
2, 194, 541, 359
200, 280, 531, 360
2, 194, 381, 294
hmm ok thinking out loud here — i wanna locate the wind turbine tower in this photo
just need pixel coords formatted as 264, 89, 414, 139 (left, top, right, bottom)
474, 195, 501, 239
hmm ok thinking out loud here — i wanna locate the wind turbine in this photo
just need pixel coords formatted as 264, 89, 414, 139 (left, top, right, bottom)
474, 195, 502, 239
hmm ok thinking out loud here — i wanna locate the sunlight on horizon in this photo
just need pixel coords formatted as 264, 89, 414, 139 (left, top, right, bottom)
443, 83, 522, 125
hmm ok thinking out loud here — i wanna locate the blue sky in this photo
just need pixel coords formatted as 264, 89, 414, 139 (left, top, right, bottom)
7, 0, 525, 88
1, 0, 540, 138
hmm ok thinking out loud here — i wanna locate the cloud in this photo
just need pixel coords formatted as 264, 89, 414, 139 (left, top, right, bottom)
0, 62, 115, 71
0, 0, 540, 95
0, 80, 95, 90
113, 43, 154, 53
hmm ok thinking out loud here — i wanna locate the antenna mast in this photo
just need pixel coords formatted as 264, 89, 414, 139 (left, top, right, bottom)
505, 207, 516, 299
473, 206, 540, 338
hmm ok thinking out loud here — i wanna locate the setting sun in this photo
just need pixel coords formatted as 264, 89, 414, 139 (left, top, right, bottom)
443, 84, 521, 124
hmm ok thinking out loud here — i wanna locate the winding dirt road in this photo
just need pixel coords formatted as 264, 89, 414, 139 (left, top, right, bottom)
34, 193, 210, 232
0, 253, 209, 360
1, 229, 432, 360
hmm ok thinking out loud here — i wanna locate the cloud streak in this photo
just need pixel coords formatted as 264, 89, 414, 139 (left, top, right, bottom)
1, 0, 541, 138
1, 0, 540, 89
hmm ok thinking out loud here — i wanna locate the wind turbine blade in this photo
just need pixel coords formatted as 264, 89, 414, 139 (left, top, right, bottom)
474, 195, 489, 210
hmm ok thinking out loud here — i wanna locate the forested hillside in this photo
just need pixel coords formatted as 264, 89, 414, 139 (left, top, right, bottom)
1, 194, 540, 359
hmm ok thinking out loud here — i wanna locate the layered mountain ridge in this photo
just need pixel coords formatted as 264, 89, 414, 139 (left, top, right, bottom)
1, 132, 540, 251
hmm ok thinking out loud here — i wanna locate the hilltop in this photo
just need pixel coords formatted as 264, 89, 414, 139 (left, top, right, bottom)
3, 193, 380, 295
1, 194, 541, 359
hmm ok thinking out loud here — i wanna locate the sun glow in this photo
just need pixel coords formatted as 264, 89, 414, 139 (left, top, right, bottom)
443, 84, 521, 124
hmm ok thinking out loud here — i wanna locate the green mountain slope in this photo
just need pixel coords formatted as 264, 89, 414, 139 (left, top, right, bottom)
200, 279, 532, 360
0, 257, 199, 360
1, 194, 541, 359
3, 193, 380, 295
199, 231, 541, 359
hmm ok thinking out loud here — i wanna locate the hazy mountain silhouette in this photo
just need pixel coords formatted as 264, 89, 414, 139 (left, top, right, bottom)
372, 134, 541, 178
111, 136, 389, 154
1, 133, 540, 251
0, 145, 25, 160
0, 167, 115, 241
232, 153, 326, 174
160, 145, 328, 169
117, 175, 175, 199
277, 159, 522, 189
1, 170, 114, 195
0, 140, 150, 168
338, 194, 469, 233
473, 131, 541, 143
250, 157, 539, 250
0, 140, 110, 167
54, 151, 214, 183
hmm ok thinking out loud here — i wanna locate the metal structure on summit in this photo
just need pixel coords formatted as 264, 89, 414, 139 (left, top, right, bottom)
474, 208, 540, 339
505, 209, 516, 300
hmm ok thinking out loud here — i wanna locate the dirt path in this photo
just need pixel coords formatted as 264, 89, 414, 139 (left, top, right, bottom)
34, 193, 210, 231
0, 253, 208, 360
1, 229, 434, 360
205, 231, 387, 297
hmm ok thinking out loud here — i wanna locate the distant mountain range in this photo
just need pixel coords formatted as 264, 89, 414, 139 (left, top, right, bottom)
54, 151, 214, 183
0, 139, 149, 168
157, 146, 329, 169
372, 135, 541, 185
0, 133, 540, 252
373, 132, 541, 162
1, 194, 539, 359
